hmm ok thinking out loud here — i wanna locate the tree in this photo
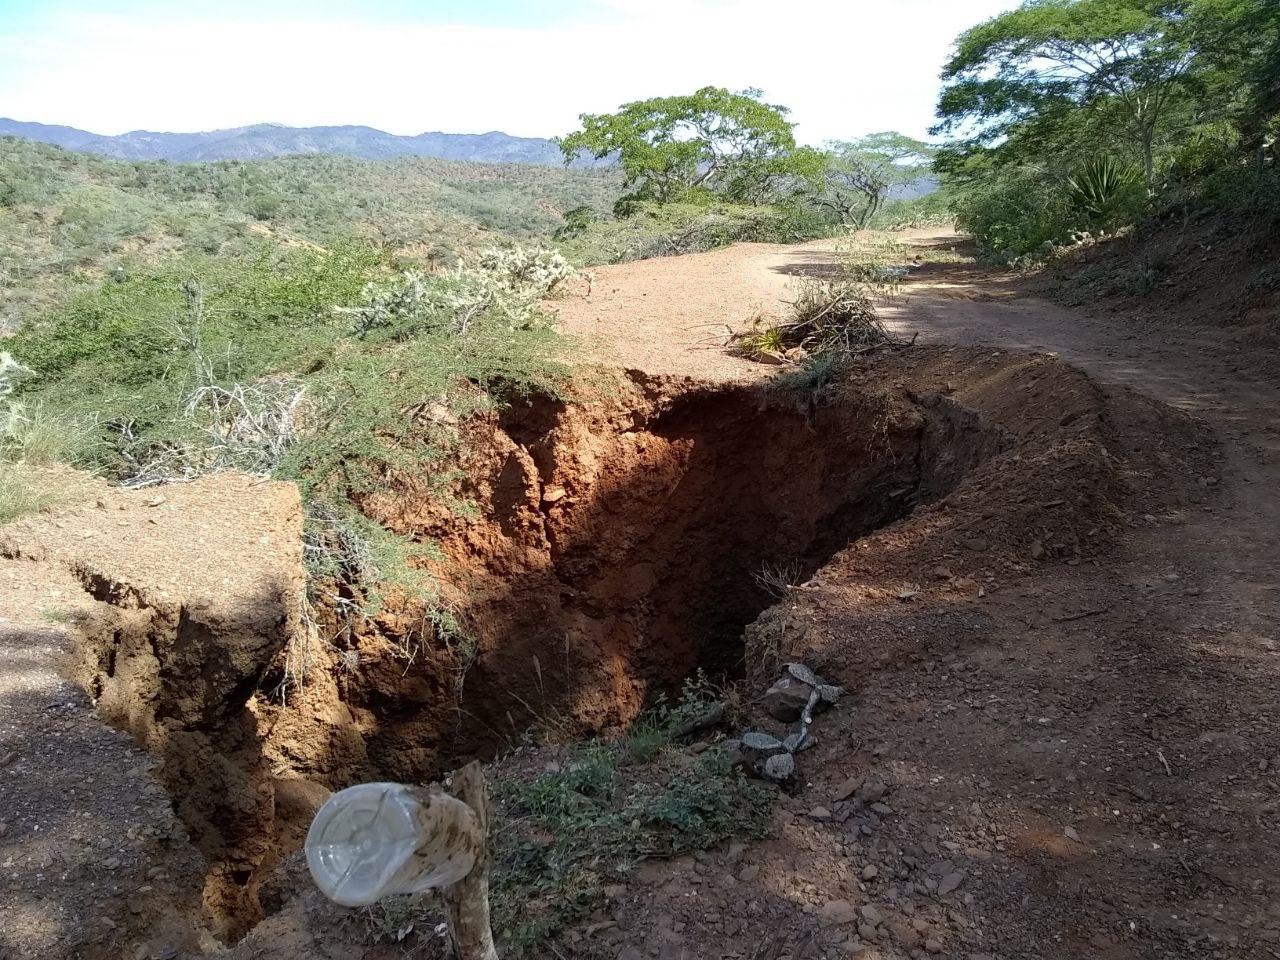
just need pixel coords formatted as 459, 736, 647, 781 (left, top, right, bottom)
558, 87, 806, 211
935, 0, 1202, 191
807, 133, 936, 227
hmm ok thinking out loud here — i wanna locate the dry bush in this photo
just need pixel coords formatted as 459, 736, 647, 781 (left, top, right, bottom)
731, 278, 904, 363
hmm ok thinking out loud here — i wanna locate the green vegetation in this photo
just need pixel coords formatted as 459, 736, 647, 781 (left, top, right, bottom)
0, 465, 53, 523
934, 0, 1280, 262
810, 133, 937, 228
0, 136, 617, 330
559, 86, 823, 211
557, 88, 941, 264
4, 237, 573, 638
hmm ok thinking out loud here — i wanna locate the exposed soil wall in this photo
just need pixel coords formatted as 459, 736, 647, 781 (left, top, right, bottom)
46, 346, 1190, 943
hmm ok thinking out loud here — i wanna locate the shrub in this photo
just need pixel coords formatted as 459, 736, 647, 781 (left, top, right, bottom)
950, 166, 1078, 262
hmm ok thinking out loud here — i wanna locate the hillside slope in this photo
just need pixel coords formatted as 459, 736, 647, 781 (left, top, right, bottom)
0, 118, 599, 167
0, 137, 618, 330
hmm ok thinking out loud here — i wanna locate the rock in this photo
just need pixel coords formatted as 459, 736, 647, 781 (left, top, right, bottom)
738, 864, 760, 882
763, 753, 795, 781
726, 841, 747, 864
858, 923, 879, 942
1030, 539, 1046, 560
833, 777, 860, 802
820, 900, 859, 925
964, 538, 989, 552
859, 905, 883, 925
808, 806, 832, 820
925, 939, 944, 954
723, 739, 746, 766
938, 871, 966, 896
857, 779, 890, 804
870, 802, 893, 816
1063, 826, 1081, 843
763, 676, 816, 721
862, 864, 879, 881
542, 485, 567, 504
931, 566, 954, 581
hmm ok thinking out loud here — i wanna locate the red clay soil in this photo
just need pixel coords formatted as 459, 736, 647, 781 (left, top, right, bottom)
6, 229, 1280, 960
236, 231, 1279, 960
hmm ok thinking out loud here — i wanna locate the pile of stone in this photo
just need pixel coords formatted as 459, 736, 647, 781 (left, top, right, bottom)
726, 663, 843, 782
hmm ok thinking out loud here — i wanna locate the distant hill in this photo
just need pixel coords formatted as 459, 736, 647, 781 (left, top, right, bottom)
0, 118, 594, 167
0, 136, 619, 331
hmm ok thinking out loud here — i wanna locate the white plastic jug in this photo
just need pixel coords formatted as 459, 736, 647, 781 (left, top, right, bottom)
305, 781, 479, 907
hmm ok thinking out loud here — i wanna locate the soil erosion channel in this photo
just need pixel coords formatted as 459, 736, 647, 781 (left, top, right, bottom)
58, 366, 1018, 937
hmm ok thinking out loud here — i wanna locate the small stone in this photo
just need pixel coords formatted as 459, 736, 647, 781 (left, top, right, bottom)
858, 923, 879, 942
938, 871, 966, 896
809, 806, 832, 820
1063, 826, 1081, 843
1030, 539, 1046, 560
870, 802, 893, 816
862, 864, 879, 881
925, 939, 944, 954
820, 900, 859, 925
964, 538, 989, 552
738, 864, 760, 882
542, 485, 567, 504
859, 905, 883, 925
931, 566, 953, 580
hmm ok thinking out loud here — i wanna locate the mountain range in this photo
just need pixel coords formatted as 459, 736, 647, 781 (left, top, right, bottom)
0, 118, 584, 166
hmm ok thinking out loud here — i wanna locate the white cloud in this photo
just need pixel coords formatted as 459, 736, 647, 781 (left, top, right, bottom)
0, 1, 1017, 142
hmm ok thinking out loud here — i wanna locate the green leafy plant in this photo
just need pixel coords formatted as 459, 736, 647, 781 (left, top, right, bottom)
1067, 155, 1145, 229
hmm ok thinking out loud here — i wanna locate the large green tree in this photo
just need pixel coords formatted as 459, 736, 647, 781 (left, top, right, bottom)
935, 0, 1205, 190
558, 87, 810, 210
807, 133, 937, 227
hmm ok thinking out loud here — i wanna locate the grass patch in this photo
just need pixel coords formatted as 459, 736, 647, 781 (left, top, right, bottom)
0, 464, 55, 523
365, 679, 774, 956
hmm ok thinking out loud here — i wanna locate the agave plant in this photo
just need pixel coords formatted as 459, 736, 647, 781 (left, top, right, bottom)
1067, 156, 1143, 230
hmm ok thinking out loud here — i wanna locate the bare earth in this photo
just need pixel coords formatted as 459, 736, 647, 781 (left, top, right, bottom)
4, 229, 1280, 959
540, 228, 1280, 959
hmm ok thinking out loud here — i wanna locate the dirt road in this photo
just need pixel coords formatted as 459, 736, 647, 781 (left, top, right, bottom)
552, 229, 1280, 958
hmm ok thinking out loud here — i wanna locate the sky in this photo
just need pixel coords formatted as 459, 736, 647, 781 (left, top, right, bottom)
0, 0, 1019, 144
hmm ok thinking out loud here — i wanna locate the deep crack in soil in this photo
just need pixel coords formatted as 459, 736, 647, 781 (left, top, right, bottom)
117, 369, 1016, 939
9, 229, 1273, 960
